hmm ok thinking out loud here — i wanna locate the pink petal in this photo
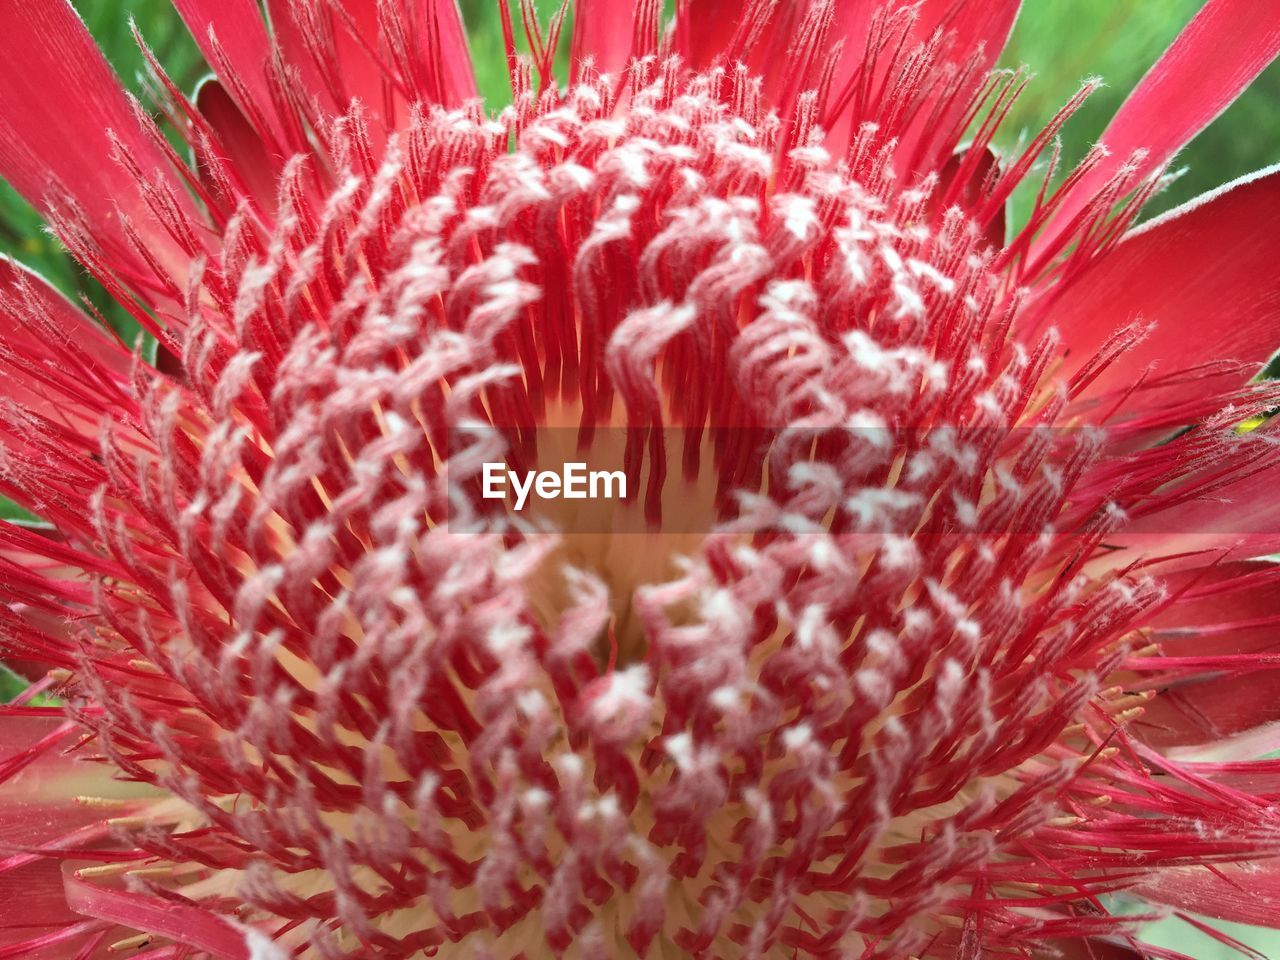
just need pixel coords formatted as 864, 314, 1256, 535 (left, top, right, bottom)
674, 0, 752, 73
0, 714, 172, 959
0, 257, 133, 460
425, 0, 479, 105
1149, 561, 1280, 656
1136, 863, 1280, 927
0, 860, 85, 948
1, 714, 229, 955
267, 0, 379, 121
0, 257, 132, 377
0, 919, 110, 960
891, 0, 1021, 176
1037, 0, 1280, 255
671, 0, 1015, 154
571, 0, 637, 79
267, 0, 475, 131
195, 79, 283, 211
1134, 563, 1280, 748
62, 873, 252, 960
0, 715, 147, 859
0, 1, 195, 266
820, 0, 1019, 168
1140, 673, 1280, 749
1180, 758, 1280, 795
1031, 164, 1280, 412
172, 0, 290, 152
674, 1, 828, 106
1051, 938, 1154, 960
933, 145, 1007, 247
1124, 467, 1280, 563
908, 0, 1021, 57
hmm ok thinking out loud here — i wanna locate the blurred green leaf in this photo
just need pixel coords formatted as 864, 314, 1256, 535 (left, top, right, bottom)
0, 662, 28, 702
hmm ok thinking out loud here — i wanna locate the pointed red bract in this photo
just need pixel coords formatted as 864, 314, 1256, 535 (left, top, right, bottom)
890, 0, 1022, 175
172, 0, 294, 153
194, 79, 284, 211
1137, 864, 1280, 928
0, 0, 196, 275
1037, 0, 1280, 254
571, 0, 637, 80
1035, 164, 1280, 412
0, 256, 132, 428
266, 0, 475, 132
674, 0, 752, 72
63, 874, 254, 960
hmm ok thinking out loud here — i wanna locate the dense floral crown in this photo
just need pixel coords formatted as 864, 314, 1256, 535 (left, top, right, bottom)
2, 1, 1280, 958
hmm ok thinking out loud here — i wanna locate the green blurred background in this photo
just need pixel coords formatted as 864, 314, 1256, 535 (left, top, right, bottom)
2, 2, 1279, 955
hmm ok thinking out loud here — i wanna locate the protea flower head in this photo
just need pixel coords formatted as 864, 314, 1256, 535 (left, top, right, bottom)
3, 0, 1280, 957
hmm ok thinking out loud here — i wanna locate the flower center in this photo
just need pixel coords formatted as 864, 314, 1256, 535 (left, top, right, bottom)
39, 58, 1162, 960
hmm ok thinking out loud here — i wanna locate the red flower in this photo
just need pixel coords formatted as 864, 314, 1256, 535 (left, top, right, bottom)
3, 1, 1280, 957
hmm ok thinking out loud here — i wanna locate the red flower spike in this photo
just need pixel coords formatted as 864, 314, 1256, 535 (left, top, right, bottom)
0, 1, 1279, 959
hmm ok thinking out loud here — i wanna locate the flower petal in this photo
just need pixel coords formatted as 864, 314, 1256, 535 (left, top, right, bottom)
1124, 465, 1280, 562
571, 0, 637, 79
1032, 164, 1280, 413
817, 0, 1019, 168
266, 0, 382, 121
1131, 561, 1280, 747
892, 0, 1022, 176
0, 256, 134, 481
0, 256, 137, 492
1136, 863, 1280, 928
194, 79, 283, 211
1049, 938, 1153, 960
1140, 674, 1280, 749
0, 0, 194, 267
1149, 562, 1280, 651
266, 0, 475, 130
933, 145, 1007, 247
0, 713, 157, 856
63, 873, 253, 960
1038, 0, 1280, 254
0, 861, 87, 951
1179, 758, 1280, 795
0, 713, 171, 957
673, 0, 751, 73
0, 257, 132, 380
403, 0, 476, 106
171, 0, 291, 151
0, 716, 83, 845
